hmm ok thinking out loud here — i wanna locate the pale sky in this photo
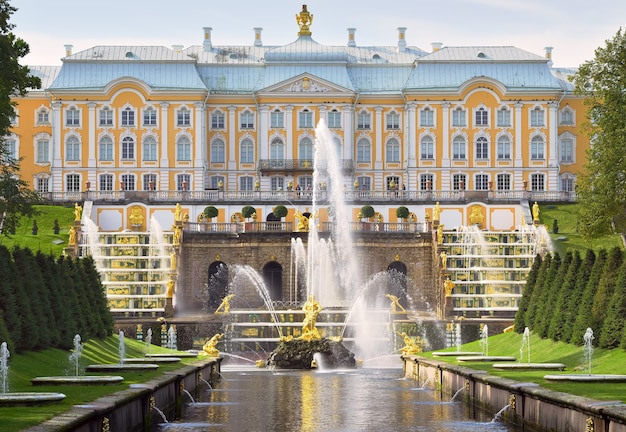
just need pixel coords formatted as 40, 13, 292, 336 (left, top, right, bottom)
11, 0, 626, 68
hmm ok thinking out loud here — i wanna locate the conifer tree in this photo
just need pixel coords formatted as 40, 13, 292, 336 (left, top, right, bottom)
9, 247, 38, 351
514, 254, 542, 332
0, 245, 18, 348
561, 250, 595, 343
35, 252, 69, 348
533, 252, 564, 338
548, 251, 581, 341
80, 256, 113, 337
599, 258, 626, 348
589, 247, 623, 343
524, 253, 552, 330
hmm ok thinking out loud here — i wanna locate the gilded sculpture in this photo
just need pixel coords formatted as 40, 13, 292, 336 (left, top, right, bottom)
299, 296, 323, 341
201, 333, 224, 357
215, 294, 236, 314
385, 294, 406, 314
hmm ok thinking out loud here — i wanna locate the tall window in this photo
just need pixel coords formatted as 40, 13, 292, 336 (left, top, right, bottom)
387, 111, 401, 129
121, 107, 135, 127
99, 136, 113, 161
386, 138, 400, 162
560, 108, 574, 125
270, 110, 284, 128
452, 174, 467, 190
530, 107, 545, 127
561, 176, 574, 192
475, 136, 489, 159
210, 139, 225, 163
66, 136, 80, 161
531, 136, 544, 160
240, 139, 254, 163
452, 108, 466, 127
211, 111, 225, 129
270, 138, 284, 160
271, 177, 285, 191
357, 111, 370, 129
452, 136, 466, 159
177, 174, 191, 190
496, 173, 511, 191
143, 107, 157, 126
355, 176, 371, 191
496, 107, 511, 127
299, 137, 313, 161
177, 107, 191, 127
299, 109, 313, 128
37, 108, 49, 125
328, 110, 341, 128
475, 107, 488, 126
386, 176, 400, 190
531, 173, 545, 191
121, 137, 135, 160
99, 174, 114, 191
143, 174, 157, 191
210, 176, 224, 189
420, 174, 434, 191
65, 107, 80, 126
3, 139, 16, 163
420, 136, 434, 159
99, 107, 113, 127
356, 138, 371, 163
36, 139, 49, 163
475, 174, 489, 190
36, 177, 49, 193
177, 136, 192, 161
240, 110, 254, 129
419, 108, 434, 127
121, 174, 135, 191
143, 136, 157, 161
240, 176, 254, 191
66, 174, 80, 192
560, 137, 574, 163
497, 136, 511, 159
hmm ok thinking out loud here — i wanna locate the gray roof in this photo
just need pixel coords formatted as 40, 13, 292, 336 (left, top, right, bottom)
27, 66, 61, 90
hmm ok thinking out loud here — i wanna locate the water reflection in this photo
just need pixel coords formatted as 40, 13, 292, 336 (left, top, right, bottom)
158, 367, 522, 432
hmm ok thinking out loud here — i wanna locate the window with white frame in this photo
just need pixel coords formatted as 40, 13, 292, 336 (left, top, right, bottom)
419, 108, 434, 127
356, 138, 371, 163
496, 173, 511, 190
66, 136, 80, 161
177, 107, 191, 127
270, 110, 284, 128
386, 138, 400, 162
143, 174, 157, 191
211, 111, 225, 129
496, 107, 511, 127
328, 110, 341, 128
530, 107, 545, 127
531, 173, 545, 191
240, 138, 254, 163
36, 139, 49, 163
475, 174, 489, 190
210, 176, 224, 189
452, 174, 467, 190
387, 176, 400, 190
37, 108, 49, 125
270, 138, 284, 160
420, 136, 434, 159
357, 111, 371, 129
560, 136, 574, 163
355, 176, 371, 191
475, 136, 489, 159
121, 174, 135, 191
66, 174, 80, 192
99, 174, 114, 191
143, 107, 157, 127
531, 136, 545, 160
210, 138, 225, 163
240, 176, 254, 191
143, 136, 157, 161
475, 107, 489, 126
452, 136, 466, 159
387, 111, 401, 129
177, 174, 191, 190
121, 136, 135, 160
420, 174, 434, 191
299, 137, 313, 161
497, 136, 511, 159
240, 110, 254, 129
451, 107, 466, 127
560, 108, 574, 125
299, 176, 313, 191
121, 107, 135, 127
561, 175, 575, 192
65, 107, 80, 126
271, 177, 285, 191
299, 109, 313, 128
3, 139, 16, 163
99, 136, 113, 161
177, 136, 192, 161
36, 176, 49, 193
99, 107, 114, 127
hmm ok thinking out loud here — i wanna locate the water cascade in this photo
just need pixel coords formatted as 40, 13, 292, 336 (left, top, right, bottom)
118, 331, 125, 364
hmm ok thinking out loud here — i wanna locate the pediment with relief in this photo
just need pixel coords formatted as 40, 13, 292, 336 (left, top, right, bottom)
262, 74, 352, 95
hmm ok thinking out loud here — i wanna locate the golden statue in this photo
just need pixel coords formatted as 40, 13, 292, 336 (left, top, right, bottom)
173, 225, 182, 246
200, 333, 223, 357
294, 210, 309, 232
74, 202, 82, 222
68, 226, 76, 245
129, 206, 144, 228
299, 296, 323, 341
170, 251, 177, 270
437, 224, 444, 245
197, 213, 204, 223
433, 202, 441, 221
385, 294, 406, 314
296, 4, 313, 37
469, 205, 485, 227
532, 202, 540, 221
166, 277, 175, 298
440, 250, 447, 269
215, 294, 235, 314
444, 277, 455, 297
174, 203, 183, 222
397, 331, 423, 355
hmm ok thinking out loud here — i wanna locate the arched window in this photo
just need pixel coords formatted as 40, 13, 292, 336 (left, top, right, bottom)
531, 136, 545, 160
386, 138, 400, 162
420, 136, 434, 159
210, 138, 224, 163
299, 137, 313, 161
356, 138, 371, 163
66, 136, 80, 161
270, 138, 284, 160
497, 136, 511, 160
121, 136, 135, 160
99, 136, 113, 161
475, 136, 489, 159
240, 138, 254, 163
452, 136, 466, 159
143, 136, 157, 161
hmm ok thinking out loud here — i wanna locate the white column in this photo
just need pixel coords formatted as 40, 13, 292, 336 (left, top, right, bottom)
547, 101, 559, 189
514, 102, 523, 167
51, 101, 63, 191
342, 105, 354, 163
374, 106, 383, 171
258, 104, 270, 161
87, 102, 96, 170
194, 102, 205, 190
285, 105, 294, 160
441, 103, 450, 167
159, 102, 169, 190
406, 102, 417, 169
227, 106, 237, 171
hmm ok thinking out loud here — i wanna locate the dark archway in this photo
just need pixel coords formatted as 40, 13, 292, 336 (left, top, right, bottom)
263, 261, 283, 302
387, 261, 408, 308
207, 262, 228, 310
266, 212, 280, 221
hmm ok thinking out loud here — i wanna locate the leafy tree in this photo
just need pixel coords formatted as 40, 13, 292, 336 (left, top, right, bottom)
396, 206, 409, 220
203, 206, 219, 221
360, 205, 375, 219
241, 205, 256, 220
0, 0, 42, 235
514, 254, 542, 333
572, 29, 626, 240
272, 205, 288, 219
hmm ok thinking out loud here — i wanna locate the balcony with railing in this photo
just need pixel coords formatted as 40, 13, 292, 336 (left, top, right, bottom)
183, 221, 429, 234
257, 158, 354, 173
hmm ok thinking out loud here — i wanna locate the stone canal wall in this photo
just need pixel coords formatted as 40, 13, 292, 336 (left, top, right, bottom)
403, 356, 626, 432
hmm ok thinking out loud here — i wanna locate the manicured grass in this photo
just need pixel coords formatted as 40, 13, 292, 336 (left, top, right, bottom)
539, 203, 623, 255
0, 205, 74, 256
0, 335, 201, 432
423, 331, 626, 403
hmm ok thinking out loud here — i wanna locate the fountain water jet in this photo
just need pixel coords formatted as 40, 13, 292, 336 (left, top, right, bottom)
493, 327, 565, 371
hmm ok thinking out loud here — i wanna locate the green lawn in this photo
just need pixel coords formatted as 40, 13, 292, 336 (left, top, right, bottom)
0, 335, 201, 432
